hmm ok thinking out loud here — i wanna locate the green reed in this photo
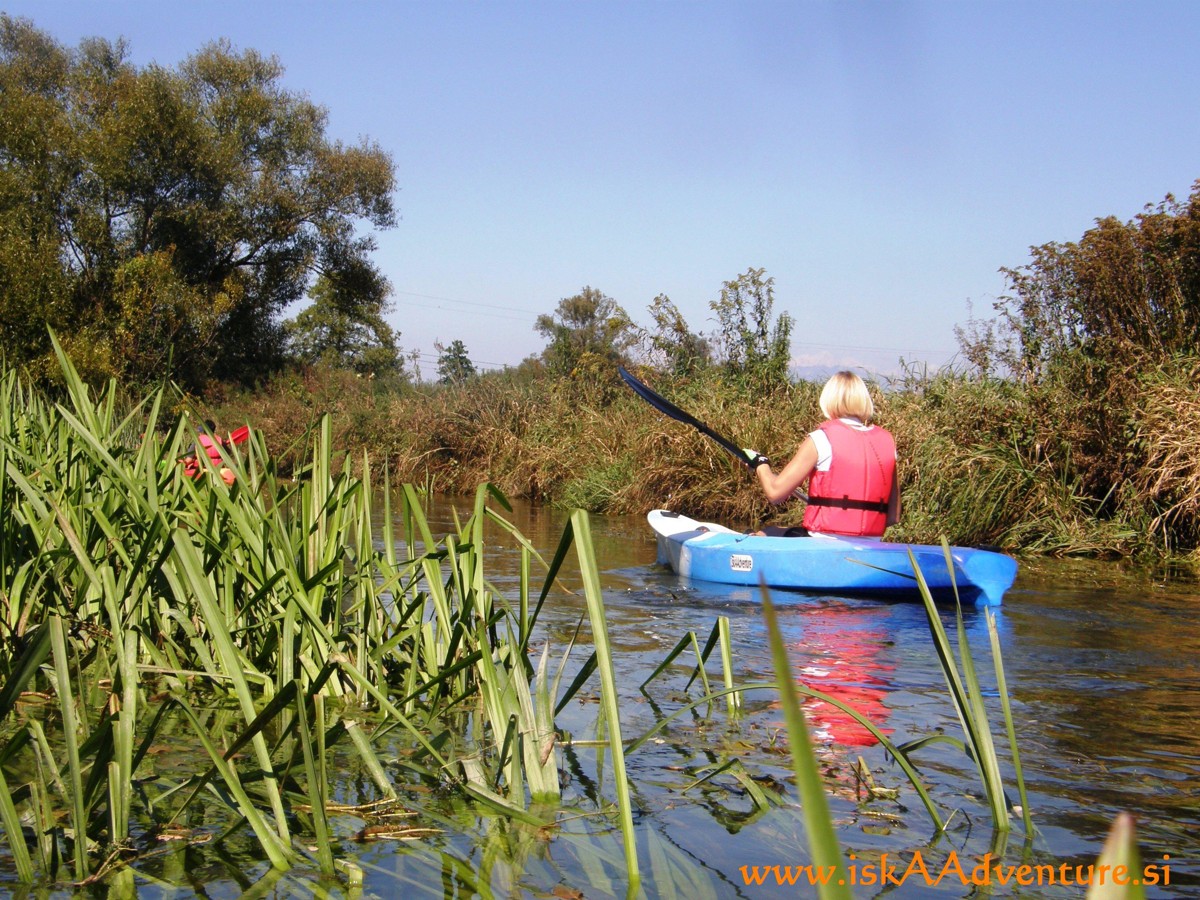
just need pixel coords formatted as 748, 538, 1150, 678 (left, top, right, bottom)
0, 376, 703, 890
0, 340, 1046, 894
570, 509, 638, 884
0, 340, 662, 887
1088, 813, 1148, 900
760, 588, 853, 900
903, 542, 1033, 835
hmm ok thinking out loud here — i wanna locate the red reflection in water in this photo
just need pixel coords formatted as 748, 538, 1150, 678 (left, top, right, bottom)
789, 605, 893, 747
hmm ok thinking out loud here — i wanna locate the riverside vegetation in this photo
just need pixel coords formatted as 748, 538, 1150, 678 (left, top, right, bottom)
212, 184, 1200, 564
1, 342, 1158, 898
0, 339, 1077, 895
208, 347, 1200, 564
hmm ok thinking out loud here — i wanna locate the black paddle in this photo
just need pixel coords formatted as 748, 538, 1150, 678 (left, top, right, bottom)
617, 365, 755, 467
618, 365, 809, 501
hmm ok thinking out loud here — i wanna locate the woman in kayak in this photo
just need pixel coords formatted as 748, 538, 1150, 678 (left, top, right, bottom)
183, 419, 239, 485
747, 371, 899, 537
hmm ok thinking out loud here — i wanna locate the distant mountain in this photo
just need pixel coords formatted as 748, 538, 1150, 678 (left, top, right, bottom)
790, 357, 932, 386
789, 363, 841, 384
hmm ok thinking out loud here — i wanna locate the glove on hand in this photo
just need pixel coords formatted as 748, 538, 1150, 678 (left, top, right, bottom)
742, 448, 769, 470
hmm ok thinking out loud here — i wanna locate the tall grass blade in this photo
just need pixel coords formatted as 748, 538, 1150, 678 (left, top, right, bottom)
554, 649, 598, 717
163, 531, 291, 845
570, 509, 639, 885
718, 616, 739, 711
49, 615, 90, 881
685, 620, 721, 692
296, 691, 335, 875
170, 697, 292, 869
0, 762, 34, 881
0, 623, 51, 719
27, 764, 59, 877
342, 719, 399, 799
759, 587, 852, 900
946, 550, 1008, 829
107, 633, 138, 848
1086, 812, 1147, 900
639, 631, 698, 691
686, 630, 714, 704
912, 545, 1014, 831
987, 609, 1033, 834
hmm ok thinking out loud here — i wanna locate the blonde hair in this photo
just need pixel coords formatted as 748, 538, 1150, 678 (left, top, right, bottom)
819, 371, 874, 422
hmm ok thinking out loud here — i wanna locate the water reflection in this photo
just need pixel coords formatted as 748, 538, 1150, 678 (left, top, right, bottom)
394, 494, 1200, 895
999, 575, 1200, 867
788, 604, 895, 747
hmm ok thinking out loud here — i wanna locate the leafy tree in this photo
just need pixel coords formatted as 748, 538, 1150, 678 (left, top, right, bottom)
284, 274, 403, 379
982, 182, 1200, 383
641, 293, 711, 377
0, 16, 396, 388
959, 183, 1200, 516
953, 300, 1012, 381
710, 267, 794, 393
435, 339, 476, 384
534, 286, 635, 376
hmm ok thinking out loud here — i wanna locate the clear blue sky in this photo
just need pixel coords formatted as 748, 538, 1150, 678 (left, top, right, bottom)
7, 1, 1199, 377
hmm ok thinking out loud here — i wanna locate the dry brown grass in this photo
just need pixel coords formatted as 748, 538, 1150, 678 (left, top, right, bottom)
211, 356, 1200, 556
1123, 359, 1200, 548
883, 370, 1144, 554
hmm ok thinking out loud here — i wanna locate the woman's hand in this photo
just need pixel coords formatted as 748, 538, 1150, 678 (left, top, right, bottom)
742, 448, 769, 470
756, 436, 819, 504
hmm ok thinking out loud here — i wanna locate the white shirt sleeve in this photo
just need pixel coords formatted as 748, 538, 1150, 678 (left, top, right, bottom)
809, 429, 833, 471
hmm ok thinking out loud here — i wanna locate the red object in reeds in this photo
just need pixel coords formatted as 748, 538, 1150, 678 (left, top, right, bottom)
182, 425, 250, 480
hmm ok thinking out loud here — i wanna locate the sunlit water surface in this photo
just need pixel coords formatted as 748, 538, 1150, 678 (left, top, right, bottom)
8, 496, 1198, 898
356, 498, 1199, 899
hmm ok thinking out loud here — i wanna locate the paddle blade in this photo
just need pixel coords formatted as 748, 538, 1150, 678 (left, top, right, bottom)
617, 366, 690, 422
617, 366, 752, 468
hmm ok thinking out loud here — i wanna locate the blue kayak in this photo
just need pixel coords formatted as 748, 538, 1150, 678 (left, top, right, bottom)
649, 510, 1017, 605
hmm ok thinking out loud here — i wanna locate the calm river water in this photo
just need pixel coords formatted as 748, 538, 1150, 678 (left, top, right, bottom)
393, 496, 1200, 899
15, 496, 1196, 899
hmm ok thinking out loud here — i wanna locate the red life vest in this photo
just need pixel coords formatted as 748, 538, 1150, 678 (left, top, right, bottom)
198, 433, 224, 464
802, 420, 896, 537
183, 433, 225, 479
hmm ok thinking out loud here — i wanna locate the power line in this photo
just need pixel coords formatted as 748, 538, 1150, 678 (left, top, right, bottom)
392, 288, 957, 359
393, 289, 542, 321
791, 340, 957, 356
407, 350, 511, 370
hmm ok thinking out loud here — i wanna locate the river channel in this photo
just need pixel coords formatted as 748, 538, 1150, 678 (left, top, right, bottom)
389, 496, 1200, 899
12, 495, 1197, 899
